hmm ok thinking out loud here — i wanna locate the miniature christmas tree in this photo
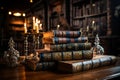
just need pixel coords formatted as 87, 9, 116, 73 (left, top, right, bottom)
4, 37, 20, 67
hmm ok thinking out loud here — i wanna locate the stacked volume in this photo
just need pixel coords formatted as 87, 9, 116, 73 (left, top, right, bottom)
25, 30, 117, 73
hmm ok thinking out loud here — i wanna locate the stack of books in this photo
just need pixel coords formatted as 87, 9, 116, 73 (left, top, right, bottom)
25, 30, 117, 73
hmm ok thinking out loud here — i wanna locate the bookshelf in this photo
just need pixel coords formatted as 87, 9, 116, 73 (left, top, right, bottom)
70, 0, 111, 37
7, 15, 25, 39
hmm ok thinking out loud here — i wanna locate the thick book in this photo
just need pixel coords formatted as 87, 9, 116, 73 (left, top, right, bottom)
44, 42, 92, 51
25, 59, 55, 71
58, 55, 117, 73
39, 50, 93, 62
43, 30, 81, 38
42, 37, 88, 44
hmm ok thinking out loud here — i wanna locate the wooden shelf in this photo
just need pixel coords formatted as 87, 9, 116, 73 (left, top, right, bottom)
73, 11, 107, 20
70, 0, 110, 36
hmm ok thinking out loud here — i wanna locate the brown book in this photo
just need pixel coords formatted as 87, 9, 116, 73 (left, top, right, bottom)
58, 55, 117, 73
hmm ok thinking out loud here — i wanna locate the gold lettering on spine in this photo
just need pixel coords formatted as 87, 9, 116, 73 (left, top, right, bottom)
73, 51, 82, 59
52, 52, 62, 61
43, 53, 52, 61
63, 52, 72, 60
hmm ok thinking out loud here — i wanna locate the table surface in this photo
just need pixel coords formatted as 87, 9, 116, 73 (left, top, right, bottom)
0, 57, 120, 80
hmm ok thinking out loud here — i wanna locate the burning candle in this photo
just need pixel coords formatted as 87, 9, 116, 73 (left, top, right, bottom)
57, 24, 60, 30
39, 23, 42, 30
33, 16, 35, 30
24, 23, 27, 33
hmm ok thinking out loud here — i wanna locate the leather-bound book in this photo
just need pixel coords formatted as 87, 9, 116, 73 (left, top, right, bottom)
39, 50, 93, 62
43, 30, 81, 38
58, 55, 117, 73
25, 59, 55, 71
42, 37, 88, 44
44, 42, 91, 51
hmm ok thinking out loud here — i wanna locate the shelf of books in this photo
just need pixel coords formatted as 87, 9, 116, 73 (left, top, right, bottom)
70, 0, 111, 37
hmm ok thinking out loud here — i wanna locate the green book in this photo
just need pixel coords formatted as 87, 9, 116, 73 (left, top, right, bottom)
57, 55, 117, 73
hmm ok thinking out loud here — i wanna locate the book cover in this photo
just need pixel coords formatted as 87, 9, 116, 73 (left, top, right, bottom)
42, 37, 88, 44
25, 59, 55, 71
57, 55, 117, 73
44, 42, 92, 51
39, 50, 93, 62
43, 30, 81, 38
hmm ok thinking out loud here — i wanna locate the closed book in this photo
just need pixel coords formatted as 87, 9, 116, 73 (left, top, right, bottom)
39, 50, 93, 62
58, 55, 117, 73
44, 42, 92, 51
36, 62, 56, 71
42, 37, 88, 44
25, 59, 55, 71
43, 30, 81, 38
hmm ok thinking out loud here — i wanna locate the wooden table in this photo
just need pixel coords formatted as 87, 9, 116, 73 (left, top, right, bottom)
0, 57, 120, 80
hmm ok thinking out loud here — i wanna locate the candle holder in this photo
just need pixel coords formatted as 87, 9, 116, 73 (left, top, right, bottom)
24, 34, 28, 58
24, 16, 42, 61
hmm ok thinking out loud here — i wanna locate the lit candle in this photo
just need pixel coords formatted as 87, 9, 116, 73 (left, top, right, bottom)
57, 24, 60, 30
24, 23, 27, 33
92, 21, 95, 27
33, 16, 35, 30
87, 26, 89, 32
36, 25, 39, 33
39, 23, 42, 30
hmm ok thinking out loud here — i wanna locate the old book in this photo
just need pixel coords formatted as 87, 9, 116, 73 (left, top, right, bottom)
42, 37, 88, 44
58, 55, 117, 73
39, 50, 93, 62
43, 30, 81, 38
25, 59, 55, 71
44, 42, 92, 51
36, 62, 56, 71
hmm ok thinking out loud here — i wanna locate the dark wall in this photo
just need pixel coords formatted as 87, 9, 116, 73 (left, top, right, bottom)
111, 0, 120, 36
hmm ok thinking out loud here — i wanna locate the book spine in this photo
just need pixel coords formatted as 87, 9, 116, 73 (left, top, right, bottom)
50, 43, 92, 51
42, 37, 88, 44
53, 30, 81, 38
25, 60, 55, 71
58, 56, 117, 73
36, 62, 56, 71
39, 50, 93, 62
54, 37, 88, 44
43, 30, 81, 38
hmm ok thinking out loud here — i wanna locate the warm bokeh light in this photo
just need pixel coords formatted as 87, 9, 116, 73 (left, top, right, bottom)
30, 0, 33, 3
13, 12, 21, 16
23, 13, 26, 17
8, 11, 12, 15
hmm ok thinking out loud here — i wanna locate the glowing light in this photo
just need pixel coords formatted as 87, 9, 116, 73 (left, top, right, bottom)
13, 12, 21, 16
23, 13, 26, 16
30, 0, 33, 3
8, 11, 12, 15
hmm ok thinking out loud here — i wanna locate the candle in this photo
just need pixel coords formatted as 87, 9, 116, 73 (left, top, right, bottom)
36, 25, 39, 33
39, 23, 42, 30
57, 24, 60, 30
87, 26, 89, 32
24, 23, 27, 33
33, 16, 35, 30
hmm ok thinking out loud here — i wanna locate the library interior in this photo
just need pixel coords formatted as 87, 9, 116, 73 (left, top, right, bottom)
0, 0, 120, 80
